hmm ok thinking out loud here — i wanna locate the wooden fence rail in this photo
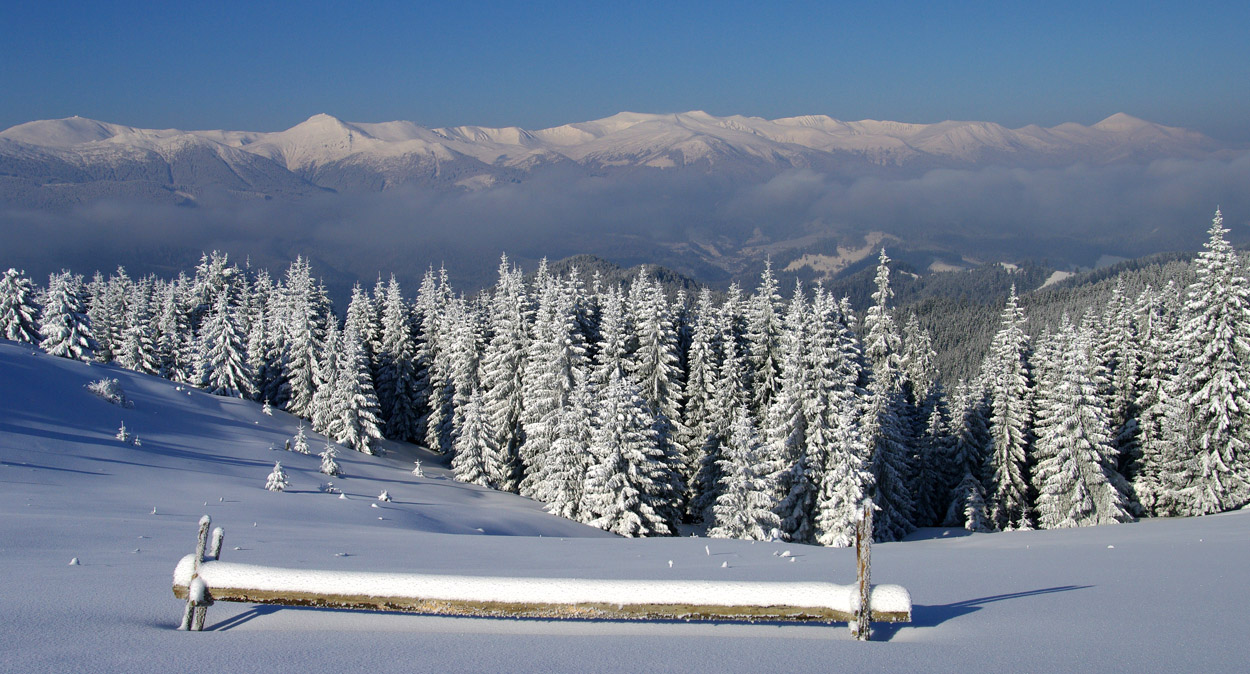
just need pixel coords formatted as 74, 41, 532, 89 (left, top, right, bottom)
173, 506, 909, 639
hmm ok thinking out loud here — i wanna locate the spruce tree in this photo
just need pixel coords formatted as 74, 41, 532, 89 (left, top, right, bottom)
708, 404, 782, 541
196, 288, 252, 398
312, 317, 341, 433
0, 268, 41, 344
117, 278, 158, 375
319, 443, 341, 477
691, 292, 748, 525
89, 267, 130, 363
579, 371, 679, 537
376, 276, 423, 442
265, 462, 289, 492
321, 286, 384, 454
519, 267, 587, 497
676, 287, 719, 494
154, 279, 194, 384
478, 256, 529, 493
40, 271, 96, 362
860, 250, 915, 541
746, 259, 783, 418
1134, 283, 1189, 515
944, 379, 991, 529
983, 285, 1033, 530
418, 267, 452, 452
452, 388, 495, 487
1175, 209, 1250, 513
763, 282, 810, 527
1033, 318, 1132, 528
534, 374, 595, 520
277, 257, 324, 419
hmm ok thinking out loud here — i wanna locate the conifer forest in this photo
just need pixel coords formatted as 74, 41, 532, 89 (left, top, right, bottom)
4, 209, 1247, 544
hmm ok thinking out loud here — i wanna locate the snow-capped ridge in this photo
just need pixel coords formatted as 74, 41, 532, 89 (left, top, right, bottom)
0, 110, 1222, 200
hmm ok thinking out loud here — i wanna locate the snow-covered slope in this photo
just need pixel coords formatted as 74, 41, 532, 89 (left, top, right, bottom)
2, 339, 1248, 673
0, 111, 1219, 204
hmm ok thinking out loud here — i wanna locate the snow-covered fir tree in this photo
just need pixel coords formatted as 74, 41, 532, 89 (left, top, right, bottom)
983, 285, 1033, 530
1133, 282, 1191, 515
860, 251, 916, 541
691, 287, 749, 525
442, 297, 489, 471
451, 387, 495, 487
746, 259, 783, 418
763, 282, 811, 529
478, 256, 530, 493
944, 379, 992, 530
88, 267, 129, 364
292, 421, 311, 454
417, 266, 452, 454
533, 373, 596, 520
40, 271, 96, 362
1032, 317, 1133, 528
310, 320, 342, 434
579, 371, 680, 537
911, 385, 955, 527
154, 278, 194, 384
245, 269, 279, 403
195, 288, 252, 398
1096, 278, 1144, 484
0, 268, 41, 344
623, 273, 685, 524
1173, 209, 1250, 513
708, 404, 782, 540
862, 249, 903, 383
276, 257, 325, 418
319, 443, 341, 477
265, 462, 289, 492
117, 278, 158, 375
676, 287, 719, 493
591, 284, 631, 388
326, 286, 384, 454
626, 273, 681, 451
777, 286, 838, 542
376, 276, 424, 443
519, 263, 588, 497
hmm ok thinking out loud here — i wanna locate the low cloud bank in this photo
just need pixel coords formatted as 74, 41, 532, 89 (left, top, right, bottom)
3, 152, 1247, 298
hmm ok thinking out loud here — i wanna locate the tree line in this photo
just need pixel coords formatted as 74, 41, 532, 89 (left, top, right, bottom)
2, 210, 1247, 542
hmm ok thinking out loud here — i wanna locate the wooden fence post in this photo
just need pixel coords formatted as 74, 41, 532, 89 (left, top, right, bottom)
209, 527, 225, 561
179, 515, 212, 631
853, 499, 873, 641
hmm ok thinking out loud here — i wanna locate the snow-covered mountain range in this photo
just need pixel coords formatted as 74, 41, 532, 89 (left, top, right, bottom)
0, 111, 1219, 205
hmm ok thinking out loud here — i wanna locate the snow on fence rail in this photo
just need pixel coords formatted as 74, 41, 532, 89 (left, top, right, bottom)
173, 505, 910, 639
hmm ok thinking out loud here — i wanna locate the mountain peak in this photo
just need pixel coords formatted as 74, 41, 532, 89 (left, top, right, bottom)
1093, 112, 1151, 132
0, 116, 127, 147
292, 113, 349, 129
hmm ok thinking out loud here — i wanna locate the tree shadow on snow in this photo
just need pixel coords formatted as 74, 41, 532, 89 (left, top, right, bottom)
872, 585, 1093, 641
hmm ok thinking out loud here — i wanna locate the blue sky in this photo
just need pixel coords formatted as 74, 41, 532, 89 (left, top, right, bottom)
3, 0, 1248, 141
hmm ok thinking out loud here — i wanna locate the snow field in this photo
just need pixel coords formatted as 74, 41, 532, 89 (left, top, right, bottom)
3, 341, 1250, 672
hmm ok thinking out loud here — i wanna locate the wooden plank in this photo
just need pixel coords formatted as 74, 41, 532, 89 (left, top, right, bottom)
172, 583, 911, 624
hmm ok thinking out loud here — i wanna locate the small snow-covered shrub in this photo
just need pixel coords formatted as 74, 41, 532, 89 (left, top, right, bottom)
412, 460, 423, 477
292, 422, 311, 455
378, 490, 391, 502
265, 462, 289, 492
87, 378, 130, 407
319, 443, 341, 477
319, 481, 339, 494
262, 399, 273, 416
